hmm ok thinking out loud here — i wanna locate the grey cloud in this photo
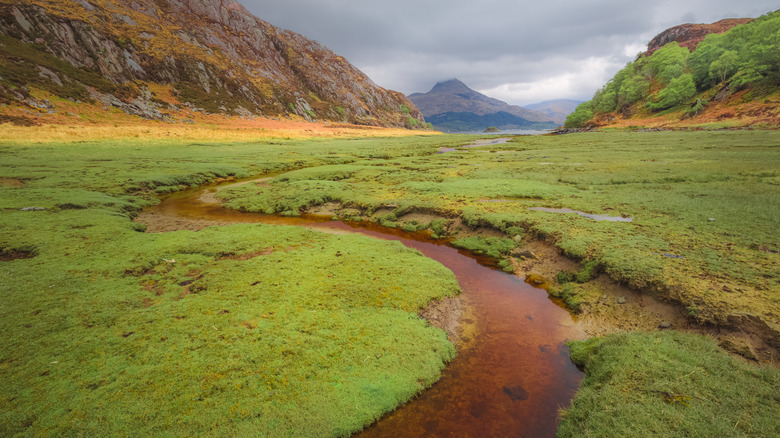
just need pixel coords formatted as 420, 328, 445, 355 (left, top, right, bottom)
241, 0, 778, 104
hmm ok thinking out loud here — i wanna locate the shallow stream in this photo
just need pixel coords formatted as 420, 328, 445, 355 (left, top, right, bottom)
138, 179, 585, 437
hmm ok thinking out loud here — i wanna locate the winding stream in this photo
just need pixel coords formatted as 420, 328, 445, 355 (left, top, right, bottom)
137, 178, 586, 437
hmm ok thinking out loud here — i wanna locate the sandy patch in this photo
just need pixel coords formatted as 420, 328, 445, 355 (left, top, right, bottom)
1, 178, 25, 187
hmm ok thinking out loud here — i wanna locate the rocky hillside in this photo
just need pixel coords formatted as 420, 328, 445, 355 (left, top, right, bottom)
0, 0, 425, 128
408, 79, 557, 131
565, 11, 780, 130
644, 18, 753, 56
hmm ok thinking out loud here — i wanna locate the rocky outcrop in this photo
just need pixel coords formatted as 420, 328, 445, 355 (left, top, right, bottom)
644, 18, 753, 55
0, 0, 425, 127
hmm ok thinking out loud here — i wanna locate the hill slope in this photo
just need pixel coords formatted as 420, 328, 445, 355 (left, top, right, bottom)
565, 11, 780, 129
0, 0, 425, 128
408, 79, 558, 131
524, 99, 581, 124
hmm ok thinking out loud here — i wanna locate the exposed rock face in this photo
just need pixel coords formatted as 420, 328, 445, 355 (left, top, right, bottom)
0, 0, 424, 127
408, 79, 557, 132
644, 18, 753, 55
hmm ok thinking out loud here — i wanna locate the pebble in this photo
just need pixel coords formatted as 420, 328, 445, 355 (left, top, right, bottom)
659, 321, 672, 329
617, 297, 626, 304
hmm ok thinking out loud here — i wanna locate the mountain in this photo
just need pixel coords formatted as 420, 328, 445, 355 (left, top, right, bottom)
524, 99, 581, 124
0, 0, 425, 128
408, 79, 558, 131
565, 11, 780, 129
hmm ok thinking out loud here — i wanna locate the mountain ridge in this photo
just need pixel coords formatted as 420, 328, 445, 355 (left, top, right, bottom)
0, 0, 426, 128
524, 99, 581, 124
408, 79, 558, 131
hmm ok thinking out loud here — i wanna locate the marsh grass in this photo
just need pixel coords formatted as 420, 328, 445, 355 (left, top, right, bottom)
559, 331, 780, 437
221, 131, 780, 330
451, 236, 517, 259
3, 130, 779, 436
0, 134, 471, 436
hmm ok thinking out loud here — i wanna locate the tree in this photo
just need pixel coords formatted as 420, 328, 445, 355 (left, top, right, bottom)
709, 50, 739, 83
619, 75, 650, 106
564, 102, 594, 128
646, 74, 696, 111
689, 33, 725, 89
643, 42, 690, 84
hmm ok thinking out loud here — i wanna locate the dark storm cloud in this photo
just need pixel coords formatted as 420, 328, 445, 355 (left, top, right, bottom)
240, 0, 778, 105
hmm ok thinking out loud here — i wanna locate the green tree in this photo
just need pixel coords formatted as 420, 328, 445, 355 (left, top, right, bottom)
689, 33, 725, 89
564, 102, 594, 128
619, 75, 650, 106
709, 50, 739, 83
646, 73, 696, 111
643, 42, 690, 84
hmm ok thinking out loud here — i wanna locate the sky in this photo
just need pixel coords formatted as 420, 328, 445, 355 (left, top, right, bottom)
241, 1, 778, 106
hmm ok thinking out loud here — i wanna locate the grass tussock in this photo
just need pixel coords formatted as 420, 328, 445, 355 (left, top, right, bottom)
559, 331, 780, 437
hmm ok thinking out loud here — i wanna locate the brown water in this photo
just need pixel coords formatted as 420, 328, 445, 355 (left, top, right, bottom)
139, 181, 586, 437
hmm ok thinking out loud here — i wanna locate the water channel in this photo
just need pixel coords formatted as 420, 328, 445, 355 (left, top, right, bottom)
137, 178, 586, 437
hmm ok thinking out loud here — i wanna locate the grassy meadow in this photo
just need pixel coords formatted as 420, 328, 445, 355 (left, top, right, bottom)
0, 133, 467, 436
220, 131, 779, 333
1, 127, 779, 436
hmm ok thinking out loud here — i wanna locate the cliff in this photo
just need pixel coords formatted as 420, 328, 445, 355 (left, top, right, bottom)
0, 0, 425, 128
644, 18, 753, 56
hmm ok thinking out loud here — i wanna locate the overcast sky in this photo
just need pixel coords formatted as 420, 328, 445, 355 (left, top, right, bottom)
241, 1, 777, 106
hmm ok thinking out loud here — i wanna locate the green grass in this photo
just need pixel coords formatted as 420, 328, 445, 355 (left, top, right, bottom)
2, 130, 779, 436
559, 331, 780, 437
451, 236, 517, 259
219, 131, 780, 331
0, 134, 470, 436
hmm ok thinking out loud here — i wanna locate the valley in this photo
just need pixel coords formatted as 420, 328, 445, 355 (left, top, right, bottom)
1, 0, 779, 437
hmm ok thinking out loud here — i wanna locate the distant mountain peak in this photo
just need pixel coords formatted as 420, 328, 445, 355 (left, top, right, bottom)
408, 79, 558, 132
430, 78, 470, 93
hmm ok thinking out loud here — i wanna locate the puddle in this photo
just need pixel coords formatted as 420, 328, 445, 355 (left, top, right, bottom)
438, 137, 512, 153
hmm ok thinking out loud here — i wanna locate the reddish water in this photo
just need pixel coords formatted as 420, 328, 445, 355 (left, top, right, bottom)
141, 183, 585, 437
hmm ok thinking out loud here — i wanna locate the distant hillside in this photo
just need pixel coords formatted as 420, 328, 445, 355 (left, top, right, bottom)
566, 11, 780, 129
408, 79, 558, 132
524, 99, 581, 124
0, 0, 425, 128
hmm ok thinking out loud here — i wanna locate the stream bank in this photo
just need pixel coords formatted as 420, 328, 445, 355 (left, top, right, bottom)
136, 179, 586, 436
